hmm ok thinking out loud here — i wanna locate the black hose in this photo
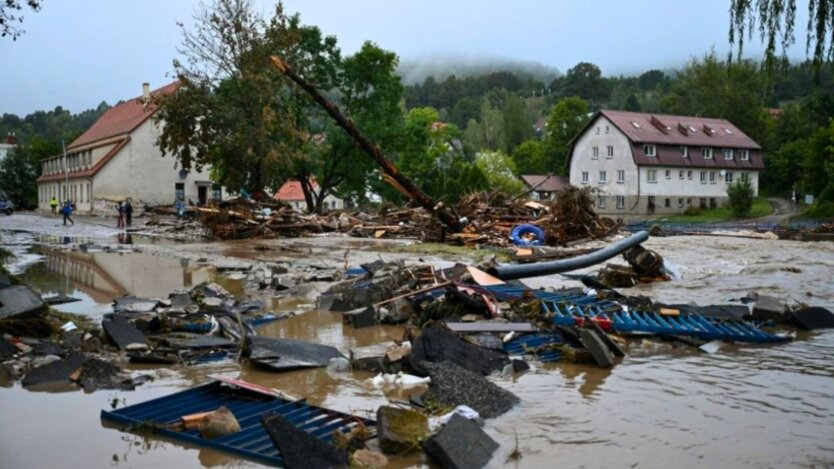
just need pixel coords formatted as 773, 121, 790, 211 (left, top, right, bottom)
488, 231, 650, 280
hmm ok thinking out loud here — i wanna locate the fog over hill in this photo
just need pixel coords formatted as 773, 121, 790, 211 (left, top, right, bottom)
397, 54, 561, 84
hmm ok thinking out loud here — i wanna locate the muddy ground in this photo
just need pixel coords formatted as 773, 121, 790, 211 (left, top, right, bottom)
1, 212, 833, 468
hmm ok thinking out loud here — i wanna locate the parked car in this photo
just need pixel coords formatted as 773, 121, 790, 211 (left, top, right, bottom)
0, 196, 14, 215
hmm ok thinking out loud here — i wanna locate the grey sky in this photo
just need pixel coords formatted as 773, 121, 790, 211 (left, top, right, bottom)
0, 0, 812, 116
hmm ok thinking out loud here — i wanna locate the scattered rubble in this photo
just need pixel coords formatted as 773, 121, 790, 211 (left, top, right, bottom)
422, 413, 499, 469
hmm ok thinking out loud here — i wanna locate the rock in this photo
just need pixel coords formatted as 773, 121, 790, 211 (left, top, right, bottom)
0, 338, 16, 360
60, 330, 84, 350
379, 299, 415, 324
422, 413, 498, 469
410, 325, 510, 376
376, 406, 429, 455
0, 362, 15, 387
81, 337, 103, 353
352, 355, 387, 374
316, 294, 352, 312
198, 406, 241, 440
511, 359, 530, 373
22, 351, 88, 387
351, 449, 388, 468
0, 285, 47, 319
102, 316, 149, 351
747, 293, 791, 323
343, 306, 377, 328
246, 336, 345, 372
261, 412, 348, 469
422, 361, 520, 419
385, 342, 411, 363
30, 354, 61, 368
32, 340, 66, 357
112, 296, 159, 314
326, 357, 350, 373
578, 329, 615, 368
791, 306, 834, 330
77, 358, 134, 392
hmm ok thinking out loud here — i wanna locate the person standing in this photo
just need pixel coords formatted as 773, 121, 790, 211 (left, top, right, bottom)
62, 200, 74, 226
49, 196, 58, 214
116, 201, 125, 228
124, 198, 134, 226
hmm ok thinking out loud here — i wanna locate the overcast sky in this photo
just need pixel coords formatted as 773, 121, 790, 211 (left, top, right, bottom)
0, 0, 812, 116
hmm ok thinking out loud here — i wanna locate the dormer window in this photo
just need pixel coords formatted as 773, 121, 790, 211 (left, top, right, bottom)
702, 147, 713, 159
681, 146, 689, 158
740, 149, 750, 161
643, 144, 656, 157
723, 148, 734, 160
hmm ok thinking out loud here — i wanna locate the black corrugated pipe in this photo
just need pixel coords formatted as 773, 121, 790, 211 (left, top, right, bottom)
488, 231, 650, 280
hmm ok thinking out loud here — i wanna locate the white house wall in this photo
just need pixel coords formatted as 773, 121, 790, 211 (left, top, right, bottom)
569, 115, 640, 197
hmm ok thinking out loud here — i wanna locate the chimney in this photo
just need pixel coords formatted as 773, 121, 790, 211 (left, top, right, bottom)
142, 82, 150, 101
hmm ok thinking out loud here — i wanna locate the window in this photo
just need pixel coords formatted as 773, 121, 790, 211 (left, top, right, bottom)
700, 198, 707, 209
647, 169, 657, 183
679, 170, 685, 180
687, 170, 692, 180
665, 170, 671, 179
709, 171, 716, 184
616, 196, 625, 209
725, 171, 734, 183
643, 144, 656, 157
686, 198, 692, 206
597, 196, 607, 209
617, 170, 625, 183
581, 171, 589, 184
607, 145, 614, 158
710, 198, 717, 208
702, 147, 713, 159
592, 146, 599, 159
665, 198, 671, 208
596, 126, 600, 135
681, 146, 689, 158
723, 148, 734, 160
212, 185, 222, 201
605, 125, 610, 134
598, 170, 607, 183
700, 171, 706, 184
740, 172, 749, 182
678, 198, 684, 208
175, 183, 185, 201
740, 149, 750, 161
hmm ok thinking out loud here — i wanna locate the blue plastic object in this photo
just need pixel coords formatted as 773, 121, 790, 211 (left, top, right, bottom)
509, 224, 546, 246
101, 379, 375, 467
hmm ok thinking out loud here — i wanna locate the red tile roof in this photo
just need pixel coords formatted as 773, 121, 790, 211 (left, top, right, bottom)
599, 109, 760, 149
521, 174, 570, 192
68, 81, 180, 149
274, 179, 318, 201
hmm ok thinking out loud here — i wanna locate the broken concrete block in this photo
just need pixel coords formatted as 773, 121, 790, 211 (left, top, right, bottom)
791, 306, 834, 330
316, 294, 352, 312
377, 405, 429, 455
102, 316, 149, 351
0, 285, 47, 319
246, 336, 345, 372
422, 361, 520, 419
422, 413, 498, 469
511, 359, 530, 373
77, 358, 134, 392
747, 293, 790, 323
261, 412, 348, 469
578, 329, 615, 368
343, 306, 377, 328
410, 325, 510, 376
22, 351, 87, 387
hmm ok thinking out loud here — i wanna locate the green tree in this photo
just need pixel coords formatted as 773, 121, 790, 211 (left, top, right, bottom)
542, 96, 589, 175
501, 93, 533, 152
474, 150, 524, 194
802, 119, 834, 197
559, 62, 608, 103
727, 178, 755, 216
0, 137, 57, 208
511, 139, 546, 174
1, 0, 40, 40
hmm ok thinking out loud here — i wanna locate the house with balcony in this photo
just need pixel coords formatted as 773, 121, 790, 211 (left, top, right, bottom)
567, 110, 764, 216
36, 82, 223, 214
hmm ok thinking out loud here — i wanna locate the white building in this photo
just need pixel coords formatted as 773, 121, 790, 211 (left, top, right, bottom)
36, 82, 223, 214
567, 110, 763, 216
273, 178, 346, 212
0, 134, 17, 162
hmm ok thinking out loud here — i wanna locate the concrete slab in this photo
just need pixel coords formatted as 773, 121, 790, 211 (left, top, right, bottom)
102, 316, 149, 351
0, 285, 46, 319
578, 329, 615, 368
261, 412, 348, 469
422, 413, 498, 469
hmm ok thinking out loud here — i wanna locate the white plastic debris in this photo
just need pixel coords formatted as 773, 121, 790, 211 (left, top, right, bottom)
60, 321, 77, 332
327, 357, 351, 373
370, 372, 430, 388
584, 287, 598, 297
428, 405, 481, 431
502, 331, 516, 343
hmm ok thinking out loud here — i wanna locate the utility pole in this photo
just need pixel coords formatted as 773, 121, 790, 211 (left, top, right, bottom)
62, 140, 68, 202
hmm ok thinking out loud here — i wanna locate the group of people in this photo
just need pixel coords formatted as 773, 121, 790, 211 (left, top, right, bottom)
116, 199, 134, 228
48, 196, 76, 226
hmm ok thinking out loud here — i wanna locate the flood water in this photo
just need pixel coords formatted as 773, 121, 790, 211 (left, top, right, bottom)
1, 234, 834, 468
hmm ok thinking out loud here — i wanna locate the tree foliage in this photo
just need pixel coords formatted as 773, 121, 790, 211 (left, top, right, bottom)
474, 150, 523, 194
0, 137, 57, 208
727, 178, 755, 216
1, 0, 40, 40
542, 96, 589, 175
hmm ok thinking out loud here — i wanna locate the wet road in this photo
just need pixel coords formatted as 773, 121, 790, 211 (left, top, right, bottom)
1, 219, 834, 468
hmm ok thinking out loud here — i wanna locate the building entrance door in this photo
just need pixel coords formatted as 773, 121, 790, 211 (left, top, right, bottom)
198, 186, 207, 205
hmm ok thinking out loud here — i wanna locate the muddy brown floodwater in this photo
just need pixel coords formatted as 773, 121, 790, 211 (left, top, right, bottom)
1, 233, 833, 468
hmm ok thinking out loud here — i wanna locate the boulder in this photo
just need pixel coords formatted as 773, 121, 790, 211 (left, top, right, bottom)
422, 413, 498, 469
376, 405, 429, 454
747, 292, 791, 323
409, 325, 510, 376
198, 406, 241, 440
343, 306, 377, 328
261, 412, 348, 469
422, 361, 519, 419
791, 306, 834, 330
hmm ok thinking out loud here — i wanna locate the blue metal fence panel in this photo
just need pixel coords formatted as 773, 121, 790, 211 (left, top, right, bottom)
101, 380, 374, 467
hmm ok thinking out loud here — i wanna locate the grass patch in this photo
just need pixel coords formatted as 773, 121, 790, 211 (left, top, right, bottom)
385, 242, 512, 262
663, 198, 774, 223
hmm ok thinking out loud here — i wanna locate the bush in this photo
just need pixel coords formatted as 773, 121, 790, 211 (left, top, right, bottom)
683, 206, 702, 216
727, 178, 754, 217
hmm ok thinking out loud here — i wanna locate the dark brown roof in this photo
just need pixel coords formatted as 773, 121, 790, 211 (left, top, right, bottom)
599, 109, 760, 149
68, 81, 180, 149
521, 174, 570, 192
630, 143, 764, 170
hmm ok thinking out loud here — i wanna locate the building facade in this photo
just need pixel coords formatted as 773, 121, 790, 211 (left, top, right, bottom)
36, 82, 222, 214
568, 110, 764, 216
520, 174, 570, 201
273, 179, 346, 212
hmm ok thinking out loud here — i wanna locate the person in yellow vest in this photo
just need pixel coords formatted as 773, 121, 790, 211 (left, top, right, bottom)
49, 196, 58, 214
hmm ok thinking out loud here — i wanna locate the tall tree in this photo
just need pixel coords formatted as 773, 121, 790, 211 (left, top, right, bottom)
1, 0, 40, 40
559, 62, 608, 103
0, 137, 57, 208
542, 96, 589, 174
501, 93, 533, 152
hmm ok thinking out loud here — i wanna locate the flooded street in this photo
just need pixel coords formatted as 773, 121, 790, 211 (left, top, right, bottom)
2, 216, 834, 468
